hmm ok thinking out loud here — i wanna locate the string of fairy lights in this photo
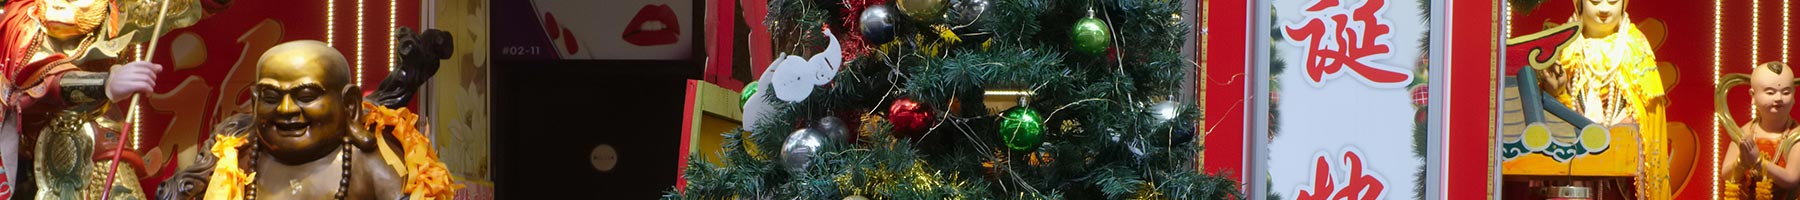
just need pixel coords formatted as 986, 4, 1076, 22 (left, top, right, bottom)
329, 0, 336, 45
356, 0, 365, 87
390, 0, 397, 72
342, 0, 402, 110
1711, 0, 1722, 198
339, 0, 399, 96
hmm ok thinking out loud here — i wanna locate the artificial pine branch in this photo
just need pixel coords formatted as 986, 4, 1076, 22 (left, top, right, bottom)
670, 0, 1241, 199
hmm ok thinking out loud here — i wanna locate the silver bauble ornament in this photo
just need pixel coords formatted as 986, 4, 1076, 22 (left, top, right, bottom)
815, 116, 850, 142
780, 128, 828, 173
949, 0, 990, 35
1172, 121, 1196, 144
1149, 100, 1179, 124
860, 5, 898, 44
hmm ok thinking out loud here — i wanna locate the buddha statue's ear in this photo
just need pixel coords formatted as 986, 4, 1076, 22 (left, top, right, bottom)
342, 84, 362, 113
342, 84, 377, 150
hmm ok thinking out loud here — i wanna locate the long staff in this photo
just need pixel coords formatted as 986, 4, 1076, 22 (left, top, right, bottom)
101, 0, 172, 198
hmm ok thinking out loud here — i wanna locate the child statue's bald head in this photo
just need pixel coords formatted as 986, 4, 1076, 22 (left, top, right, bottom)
1752, 61, 1796, 121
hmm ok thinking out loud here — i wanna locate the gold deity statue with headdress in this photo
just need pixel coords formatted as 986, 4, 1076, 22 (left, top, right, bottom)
1557, 0, 1669, 198
2, 0, 230, 199
1516, 0, 1669, 198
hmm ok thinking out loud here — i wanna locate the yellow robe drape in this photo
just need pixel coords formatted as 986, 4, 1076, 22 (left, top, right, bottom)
1554, 21, 1669, 200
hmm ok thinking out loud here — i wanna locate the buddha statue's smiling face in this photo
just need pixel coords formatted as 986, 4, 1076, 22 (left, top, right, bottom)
1578, 0, 1623, 38
253, 41, 358, 164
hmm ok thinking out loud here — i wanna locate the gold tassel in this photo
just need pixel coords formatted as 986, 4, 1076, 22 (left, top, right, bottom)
1759, 172, 1776, 200
1725, 177, 1742, 200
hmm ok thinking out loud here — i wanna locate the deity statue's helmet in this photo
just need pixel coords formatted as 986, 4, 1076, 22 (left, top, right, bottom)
253, 40, 361, 164
1752, 61, 1796, 122
1575, 0, 1624, 37
36, 0, 114, 40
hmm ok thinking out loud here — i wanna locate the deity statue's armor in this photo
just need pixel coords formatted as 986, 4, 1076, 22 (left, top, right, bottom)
2, 0, 231, 199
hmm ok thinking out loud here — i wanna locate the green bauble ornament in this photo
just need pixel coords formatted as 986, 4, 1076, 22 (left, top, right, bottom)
898, 0, 948, 22
1071, 16, 1112, 55
999, 106, 1044, 151
740, 81, 759, 107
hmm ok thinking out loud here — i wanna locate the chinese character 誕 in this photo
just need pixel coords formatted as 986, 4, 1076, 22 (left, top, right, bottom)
1282, 0, 1411, 88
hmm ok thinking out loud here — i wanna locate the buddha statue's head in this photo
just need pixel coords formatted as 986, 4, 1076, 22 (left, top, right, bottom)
1752, 61, 1795, 122
36, 0, 110, 40
253, 41, 360, 164
1576, 0, 1624, 38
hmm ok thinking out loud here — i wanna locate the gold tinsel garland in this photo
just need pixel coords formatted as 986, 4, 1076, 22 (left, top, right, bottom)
833, 161, 968, 199
1725, 178, 1741, 200
835, 114, 973, 198
1759, 176, 1775, 200
1725, 160, 1780, 200
1724, 174, 1778, 200
1131, 182, 1163, 200
362, 102, 464, 200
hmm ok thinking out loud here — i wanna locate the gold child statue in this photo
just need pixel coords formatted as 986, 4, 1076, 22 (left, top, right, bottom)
1720, 62, 1800, 200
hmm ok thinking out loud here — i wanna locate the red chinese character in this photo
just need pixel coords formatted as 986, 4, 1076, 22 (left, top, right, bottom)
1298, 151, 1386, 200
1283, 0, 1410, 87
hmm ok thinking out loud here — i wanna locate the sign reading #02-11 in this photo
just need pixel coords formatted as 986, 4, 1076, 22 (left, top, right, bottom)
492, 0, 696, 60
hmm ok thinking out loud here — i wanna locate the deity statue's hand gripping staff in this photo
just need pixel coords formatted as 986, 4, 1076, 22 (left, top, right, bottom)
101, 0, 173, 198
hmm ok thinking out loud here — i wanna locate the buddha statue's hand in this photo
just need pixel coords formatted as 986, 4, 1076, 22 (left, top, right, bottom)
104, 61, 162, 102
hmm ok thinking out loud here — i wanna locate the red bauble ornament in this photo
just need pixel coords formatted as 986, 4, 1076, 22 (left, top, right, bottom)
889, 98, 936, 138
1409, 85, 1429, 106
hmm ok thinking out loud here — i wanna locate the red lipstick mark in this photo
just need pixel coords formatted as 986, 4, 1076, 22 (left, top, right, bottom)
543, 12, 579, 54
622, 4, 680, 46
545, 13, 561, 39
563, 28, 580, 54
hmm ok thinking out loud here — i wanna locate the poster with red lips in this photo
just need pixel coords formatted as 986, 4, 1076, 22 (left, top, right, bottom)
494, 0, 695, 60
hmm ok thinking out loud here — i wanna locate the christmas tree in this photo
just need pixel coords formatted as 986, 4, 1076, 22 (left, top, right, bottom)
665, 0, 1242, 199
